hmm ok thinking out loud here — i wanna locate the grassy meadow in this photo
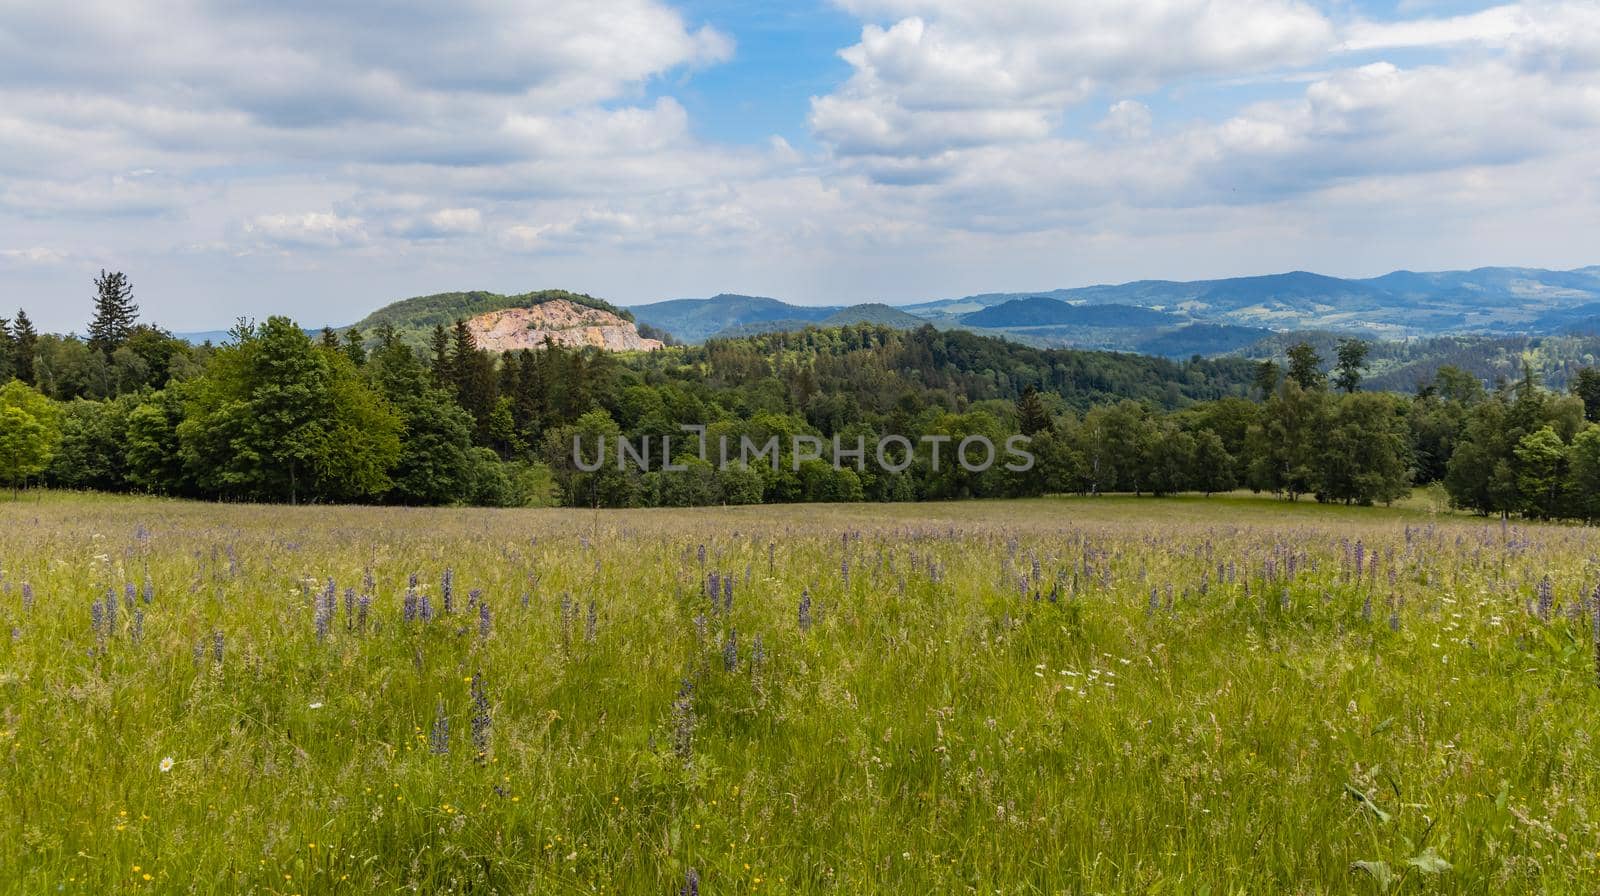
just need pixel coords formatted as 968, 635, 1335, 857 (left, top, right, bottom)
2, 490, 1599, 893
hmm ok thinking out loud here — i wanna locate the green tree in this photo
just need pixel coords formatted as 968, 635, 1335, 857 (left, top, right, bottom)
47, 396, 134, 491
87, 270, 139, 356
1015, 385, 1051, 436
1565, 427, 1600, 521
1285, 342, 1324, 391
1333, 338, 1369, 394
1573, 367, 1600, 424
1253, 360, 1281, 399
1513, 426, 1567, 519
177, 317, 400, 503
11, 310, 36, 385
1316, 393, 1413, 505
0, 379, 61, 491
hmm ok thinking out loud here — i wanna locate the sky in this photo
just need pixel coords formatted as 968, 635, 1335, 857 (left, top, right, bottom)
1, 0, 1597, 332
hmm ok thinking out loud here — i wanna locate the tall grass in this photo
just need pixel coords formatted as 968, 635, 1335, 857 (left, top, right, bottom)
2, 492, 1597, 893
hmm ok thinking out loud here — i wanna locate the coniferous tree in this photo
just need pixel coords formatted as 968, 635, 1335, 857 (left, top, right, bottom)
87, 270, 139, 356
429, 323, 452, 386
343, 328, 366, 367
12, 310, 38, 385
320, 326, 341, 350
1253, 360, 1281, 398
1015, 385, 1051, 436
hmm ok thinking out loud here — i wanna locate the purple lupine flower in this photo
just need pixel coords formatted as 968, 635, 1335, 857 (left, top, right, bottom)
430, 700, 450, 755
468, 588, 482, 609
357, 593, 371, 631
722, 576, 733, 614
212, 630, 224, 664
1361, 594, 1373, 623
680, 869, 700, 896
478, 602, 491, 640
343, 588, 356, 628
1537, 576, 1554, 622
419, 594, 434, 622
442, 569, 455, 615
706, 571, 720, 604
104, 588, 117, 631
798, 589, 812, 632
723, 627, 738, 671
403, 585, 418, 623
90, 600, 105, 636
21, 583, 32, 611
133, 609, 144, 643
750, 634, 765, 674
141, 578, 153, 604
123, 583, 136, 611
470, 672, 491, 762
1354, 540, 1365, 579
1280, 588, 1290, 613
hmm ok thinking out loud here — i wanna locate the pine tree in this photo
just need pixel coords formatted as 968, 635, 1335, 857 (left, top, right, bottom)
320, 326, 341, 350
87, 270, 139, 356
1015, 385, 1051, 436
430, 323, 452, 386
343, 328, 366, 367
12, 310, 37, 385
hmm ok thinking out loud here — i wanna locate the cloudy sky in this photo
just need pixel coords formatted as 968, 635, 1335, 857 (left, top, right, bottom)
1, 0, 1597, 332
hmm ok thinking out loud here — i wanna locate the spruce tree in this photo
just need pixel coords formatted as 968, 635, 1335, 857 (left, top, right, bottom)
343, 328, 366, 367
1015, 385, 1051, 436
429, 323, 452, 386
12, 310, 37, 385
87, 270, 139, 356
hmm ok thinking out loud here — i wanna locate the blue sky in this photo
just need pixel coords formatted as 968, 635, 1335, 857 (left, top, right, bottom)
1, 0, 1597, 331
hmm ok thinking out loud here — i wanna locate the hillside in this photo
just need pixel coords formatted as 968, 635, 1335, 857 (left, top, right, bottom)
708, 303, 927, 339
961, 298, 1180, 328
629, 294, 836, 343
350, 289, 635, 347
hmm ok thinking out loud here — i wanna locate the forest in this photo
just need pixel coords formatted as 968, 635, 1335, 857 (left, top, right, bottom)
3, 272, 1600, 519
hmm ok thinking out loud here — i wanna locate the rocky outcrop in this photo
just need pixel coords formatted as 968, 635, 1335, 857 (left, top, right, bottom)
465, 300, 664, 353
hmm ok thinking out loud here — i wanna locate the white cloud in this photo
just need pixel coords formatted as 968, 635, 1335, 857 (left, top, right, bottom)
242, 213, 369, 250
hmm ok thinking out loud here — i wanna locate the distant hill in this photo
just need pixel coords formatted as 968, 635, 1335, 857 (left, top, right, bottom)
351, 289, 634, 348
630, 294, 837, 343
961, 298, 1179, 329
1135, 323, 1275, 359
708, 303, 928, 339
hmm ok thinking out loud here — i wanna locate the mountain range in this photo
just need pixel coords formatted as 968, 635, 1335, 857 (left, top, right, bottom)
628, 266, 1600, 357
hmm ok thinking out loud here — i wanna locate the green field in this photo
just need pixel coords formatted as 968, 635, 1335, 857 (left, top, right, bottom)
3, 491, 1598, 893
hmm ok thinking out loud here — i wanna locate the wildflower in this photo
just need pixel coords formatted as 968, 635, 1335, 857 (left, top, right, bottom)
142, 578, 153, 604
309, 702, 323, 710
680, 869, 700, 896
159, 757, 174, 773
212, 630, 224, 664
723, 627, 739, 671
403, 584, 418, 623
357, 593, 370, 631
21, 583, 32, 611
442, 568, 455, 615
1536, 576, 1553, 622
478, 602, 491, 640
798, 589, 812, 632
124, 583, 136, 611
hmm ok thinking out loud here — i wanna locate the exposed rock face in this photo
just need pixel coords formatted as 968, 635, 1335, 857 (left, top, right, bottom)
465, 300, 664, 353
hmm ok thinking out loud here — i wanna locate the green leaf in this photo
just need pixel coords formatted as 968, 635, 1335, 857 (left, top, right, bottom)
1406, 846, 1452, 874
1351, 859, 1394, 890
1345, 783, 1392, 823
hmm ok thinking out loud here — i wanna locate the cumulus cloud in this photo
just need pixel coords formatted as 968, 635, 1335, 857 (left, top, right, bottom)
2, 0, 1600, 329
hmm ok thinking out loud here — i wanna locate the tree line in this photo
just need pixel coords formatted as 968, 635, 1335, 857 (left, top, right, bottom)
3, 272, 1600, 518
